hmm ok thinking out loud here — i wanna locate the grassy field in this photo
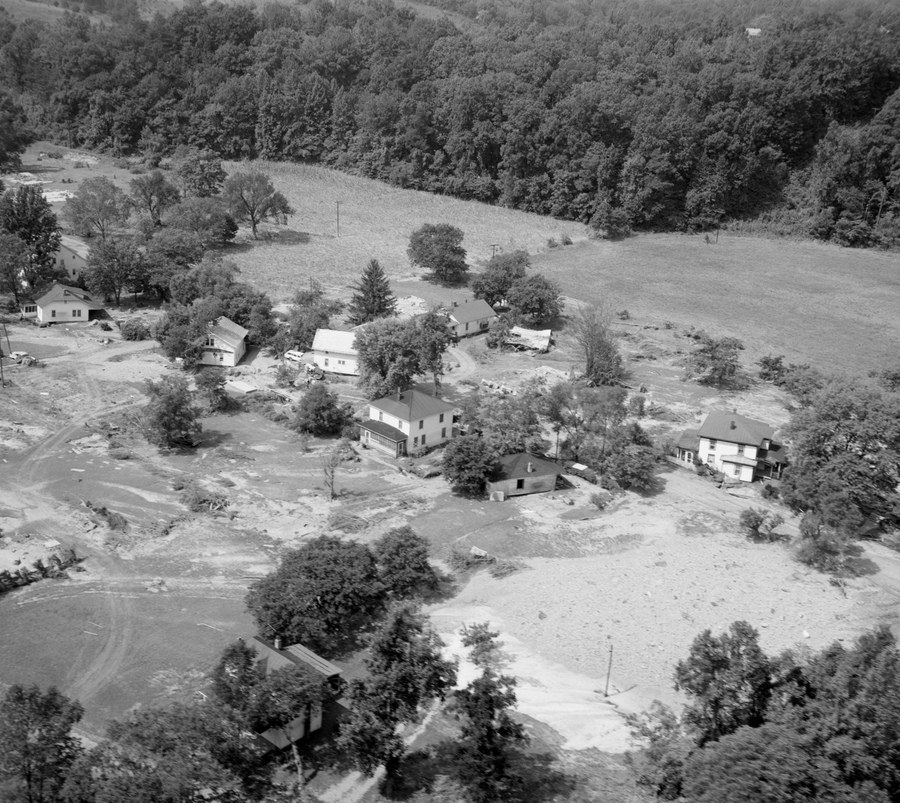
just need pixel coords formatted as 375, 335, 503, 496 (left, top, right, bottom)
531, 233, 900, 373
224, 157, 899, 373
0, 0, 105, 24
220, 158, 587, 298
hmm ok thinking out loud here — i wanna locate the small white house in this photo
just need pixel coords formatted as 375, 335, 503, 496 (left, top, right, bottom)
311, 329, 359, 376
53, 235, 91, 283
32, 283, 104, 324
446, 298, 496, 339
359, 388, 455, 457
200, 316, 248, 367
677, 411, 787, 482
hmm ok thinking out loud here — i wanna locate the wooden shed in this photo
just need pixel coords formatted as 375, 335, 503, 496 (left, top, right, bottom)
486, 453, 560, 499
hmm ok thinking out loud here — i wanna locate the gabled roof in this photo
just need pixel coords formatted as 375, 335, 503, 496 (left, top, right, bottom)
490, 452, 560, 482
447, 298, 496, 325
250, 636, 342, 680
371, 388, 454, 422
58, 235, 90, 259
360, 419, 407, 442
35, 283, 103, 309
697, 411, 775, 447
207, 316, 248, 349
312, 329, 358, 354
676, 428, 700, 452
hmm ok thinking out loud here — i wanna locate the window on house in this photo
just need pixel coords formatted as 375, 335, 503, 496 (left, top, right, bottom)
413, 436, 418, 447
51, 310, 56, 318
733, 465, 740, 476
708, 439, 717, 450
707, 455, 714, 465
419, 420, 423, 429
516, 479, 525, 490
439, 413, 444, 423
378, 411, 383, 421
219, 354, 224, 362
737, 445, 744, 455
441, 428, 446, 438
465, 322, 470, 330
421, 434, 426, 444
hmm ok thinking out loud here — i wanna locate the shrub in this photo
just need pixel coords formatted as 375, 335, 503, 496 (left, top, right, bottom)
274, 363, 297, 388
561, 234, 573, 245
761, 483, 780, 500
120, 319, 150, 341
181, 481, 229, 513
628, 394, 646, 418
447, 546, 495, 573
590, 491, 610, 509
617, 309, 631, 320
739, 508, 785, 542
46, 150, 63, 159
794, 515, 849, 573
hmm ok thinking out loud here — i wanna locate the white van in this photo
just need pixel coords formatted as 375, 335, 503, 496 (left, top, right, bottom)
284, 350, 305, 363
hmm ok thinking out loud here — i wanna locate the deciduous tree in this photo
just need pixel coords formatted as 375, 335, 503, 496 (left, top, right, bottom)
506, 273, 563, 324
64, 176, 130, 242
355, 318, 423, 399
340, 604, 456, 781
471, 250, 528, 306
245, 535, 385, 655
572, 304, 624, 386
347, 259, 396, 325
84, 238, 147, 305
373, 526, 438, 599
222, 170, 293, 239
0, 184, 61, 287
452, 669, 527, 803
172, 146, 227, 198
407, 223, 468, 286
129, 170, 180, 227
167, 196, 237, 248
442, 435, 501, 496
143, 374, 201, 449
0, 684, 83, 803
0, 231, 29, 305
294, 384, 350, 436
674, 621, 772, 745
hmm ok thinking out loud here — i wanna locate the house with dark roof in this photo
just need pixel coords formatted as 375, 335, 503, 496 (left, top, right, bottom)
201, 316, 248, 367
677, 411, 788, 482
29, 283, 104, 324
248, 635, 344, 752
445, 298, 496, 339
311, 328, 359, 376
486, 453, 561, 499
359, 387, 456, 457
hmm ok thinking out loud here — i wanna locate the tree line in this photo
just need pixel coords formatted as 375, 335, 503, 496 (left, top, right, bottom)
1, 0, 898, 246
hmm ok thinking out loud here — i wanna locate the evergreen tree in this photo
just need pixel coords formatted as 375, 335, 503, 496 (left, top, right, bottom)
347, 259, 396, 326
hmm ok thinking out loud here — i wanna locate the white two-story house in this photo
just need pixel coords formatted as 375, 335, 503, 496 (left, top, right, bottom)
359, 388, 455, 457
200, 316, 248, 367
53, 235, 91, 283
676, 411, 788, 482
311, 329, 359, 376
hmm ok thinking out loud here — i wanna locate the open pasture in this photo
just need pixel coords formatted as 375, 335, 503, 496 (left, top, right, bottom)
532, 233, 900, 373
220, 158, 587, 299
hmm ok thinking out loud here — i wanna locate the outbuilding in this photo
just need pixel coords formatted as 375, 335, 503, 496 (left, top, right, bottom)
486, 453, 561, 499
200, 316, 248, 367
311, 329, 359, 375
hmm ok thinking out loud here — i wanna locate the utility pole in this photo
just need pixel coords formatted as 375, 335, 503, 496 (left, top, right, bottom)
336, 200, 341, 237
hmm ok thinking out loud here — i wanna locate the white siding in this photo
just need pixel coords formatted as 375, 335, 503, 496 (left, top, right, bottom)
698, 437, 758, 481
313, 349, 359, 376
200, 335, 245, 367
368, 405, 452, 450
38, 300, 90, 323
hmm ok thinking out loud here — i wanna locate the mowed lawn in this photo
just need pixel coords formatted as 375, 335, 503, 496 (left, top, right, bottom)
531, 233, 900, 373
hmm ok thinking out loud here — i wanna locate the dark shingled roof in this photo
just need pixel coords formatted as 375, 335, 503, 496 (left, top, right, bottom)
676, 428, 700, 451
448, 298, 496, 326
35, 283, 103, 309
698, 411, 775, 446
490, 452, 560, 482
371, 388, 454, 421
250, 636, 342, 679
359, 419, 407, 442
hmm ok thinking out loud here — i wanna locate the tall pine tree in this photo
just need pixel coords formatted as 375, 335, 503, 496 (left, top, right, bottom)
347, 259, 397, 326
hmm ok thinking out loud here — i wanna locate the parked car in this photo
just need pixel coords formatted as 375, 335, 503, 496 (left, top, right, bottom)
284, 350, 305, 364
10, 351, 29, 362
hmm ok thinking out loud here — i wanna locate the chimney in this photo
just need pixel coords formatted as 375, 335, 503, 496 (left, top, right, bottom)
526, 461, 534, 473
730, 420, 736, 430
274, 635, 282, 650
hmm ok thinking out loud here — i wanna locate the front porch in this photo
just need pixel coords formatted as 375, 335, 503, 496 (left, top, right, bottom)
360, 419, 408, 458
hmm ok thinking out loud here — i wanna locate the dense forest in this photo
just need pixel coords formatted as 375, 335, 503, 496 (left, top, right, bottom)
1, 0, 899, 246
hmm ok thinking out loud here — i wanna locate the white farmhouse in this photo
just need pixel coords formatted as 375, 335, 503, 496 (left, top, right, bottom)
200, 316, 248, 367
676, 411, 788, 482
446, 298, 496, 339
359, 388, 455, 457
311, 329, 359, 376
53, 235, 91, 283
29, 283, 104, 324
